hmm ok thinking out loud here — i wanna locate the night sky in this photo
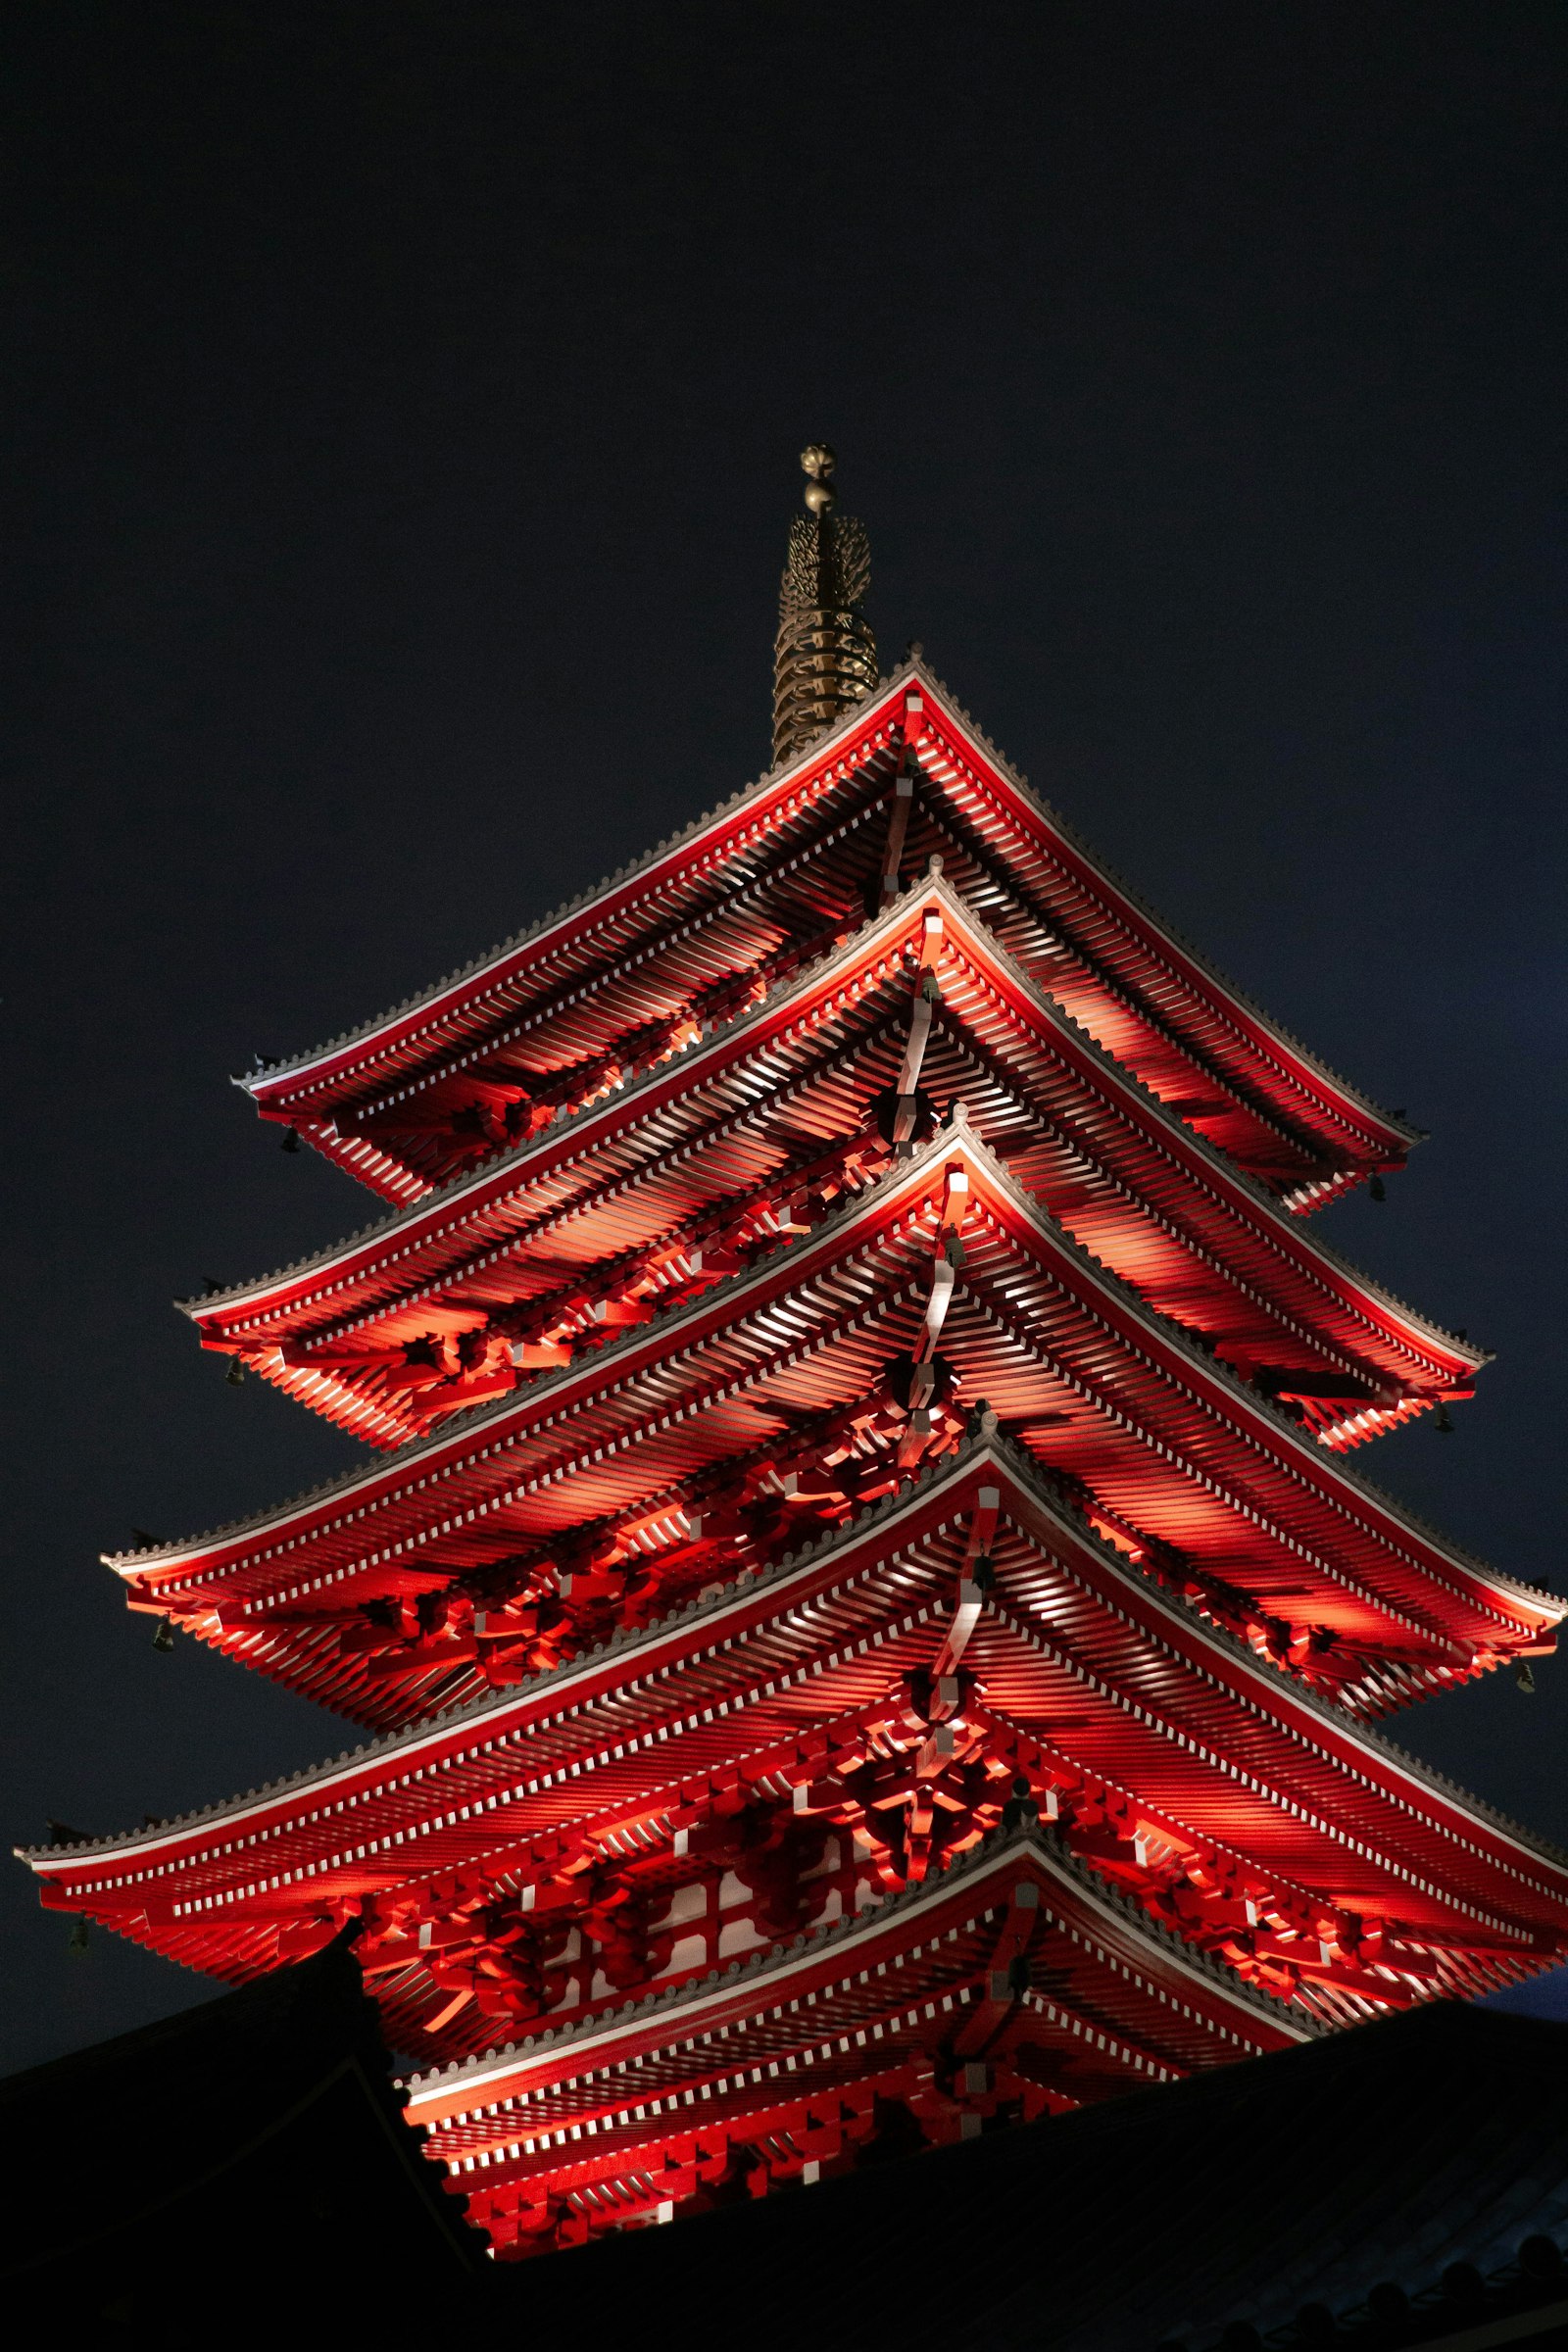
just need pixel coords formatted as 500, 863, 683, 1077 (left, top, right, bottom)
3, 3, 1565, 2077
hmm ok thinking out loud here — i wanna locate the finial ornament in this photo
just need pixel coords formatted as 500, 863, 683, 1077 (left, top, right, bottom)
801, 443, 838, 514
772, 443, 878, 763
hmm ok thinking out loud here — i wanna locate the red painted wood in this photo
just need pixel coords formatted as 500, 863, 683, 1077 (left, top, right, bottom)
242, 663, 1413, 1203
29, 659, 1559, 2259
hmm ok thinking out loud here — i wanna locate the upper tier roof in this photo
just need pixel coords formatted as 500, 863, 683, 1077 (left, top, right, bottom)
114, 1129, 1557, 1728
192, 876, 1482, 1453
240, 658, 1418, 1207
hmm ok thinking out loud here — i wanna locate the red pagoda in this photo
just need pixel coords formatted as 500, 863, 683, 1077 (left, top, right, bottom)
24, 445, 1568, 2261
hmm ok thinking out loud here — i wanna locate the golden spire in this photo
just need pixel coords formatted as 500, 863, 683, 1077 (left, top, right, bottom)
772, 443, 879, 763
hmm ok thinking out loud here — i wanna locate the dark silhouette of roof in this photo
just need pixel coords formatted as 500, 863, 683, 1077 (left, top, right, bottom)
6, 1965, 1568, 2349
0, 1933, 482, 2338
505, 2001, 1568, 2351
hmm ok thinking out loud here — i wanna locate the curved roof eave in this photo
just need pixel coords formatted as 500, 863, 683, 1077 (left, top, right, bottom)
114, 1128, 1553, 1629
189, 874, 1482, 1376
240, 666, 919, 1102
240, 654, 1418, 1160
41, 1431, 1568, 1885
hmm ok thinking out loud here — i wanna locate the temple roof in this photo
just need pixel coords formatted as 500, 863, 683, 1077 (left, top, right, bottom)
241, 658, 1418, 1203
11, 1934, 1566, 2343
0, 1934, 479, 2314
30, 1439, 1568, 2049
111, 1128, 1556, 1724
188, 875, 1482, 1452
401, 1821, 1308, 2145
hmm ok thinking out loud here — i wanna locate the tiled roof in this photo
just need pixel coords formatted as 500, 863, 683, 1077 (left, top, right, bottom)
465, 1998, 1568, 2352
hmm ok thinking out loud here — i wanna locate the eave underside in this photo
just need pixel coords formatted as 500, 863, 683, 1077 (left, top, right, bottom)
35, 1445, 1568, 2082
191, 882, 1478, 1457
402, 1828, 1306, 2259
122, 1135, 1551, 1730
243, 666, 1412, 1206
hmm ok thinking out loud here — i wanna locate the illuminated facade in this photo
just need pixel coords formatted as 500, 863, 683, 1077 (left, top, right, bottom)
24, 454, 1568, 2258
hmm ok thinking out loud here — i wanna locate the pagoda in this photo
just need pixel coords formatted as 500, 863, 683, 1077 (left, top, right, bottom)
24, 446, 1568, 2262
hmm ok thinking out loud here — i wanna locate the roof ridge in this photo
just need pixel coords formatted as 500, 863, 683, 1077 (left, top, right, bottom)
242, 659, 923, 1094
908, 652, 1423, 1147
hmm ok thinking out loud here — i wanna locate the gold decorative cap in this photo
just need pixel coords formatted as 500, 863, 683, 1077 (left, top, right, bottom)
801, 444, 838, 515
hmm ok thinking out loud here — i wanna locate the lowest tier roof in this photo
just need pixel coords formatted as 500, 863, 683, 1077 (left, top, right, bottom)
241, 660, 1416, 1208
405, 1823, 1309, 2259
115, 1127, 1557, 1729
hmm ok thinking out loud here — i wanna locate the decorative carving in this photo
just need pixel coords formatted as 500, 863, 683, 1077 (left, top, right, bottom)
772, 444, 879, 762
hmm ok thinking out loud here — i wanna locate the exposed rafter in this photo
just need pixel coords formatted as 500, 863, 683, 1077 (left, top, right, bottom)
27, 536, 1554, 2262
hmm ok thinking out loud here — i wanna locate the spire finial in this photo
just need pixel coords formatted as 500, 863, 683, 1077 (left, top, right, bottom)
772, 443, 878, 763
801, 443, 838, 514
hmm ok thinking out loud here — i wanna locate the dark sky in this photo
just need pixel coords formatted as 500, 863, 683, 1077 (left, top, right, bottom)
3, 2, 1565, 2077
